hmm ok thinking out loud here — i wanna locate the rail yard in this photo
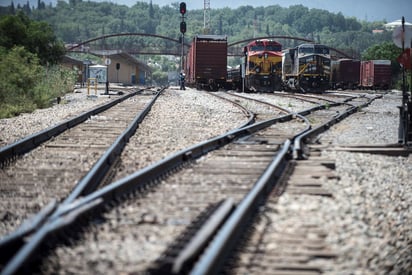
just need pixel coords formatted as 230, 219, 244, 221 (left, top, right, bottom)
0, 85, 410, 274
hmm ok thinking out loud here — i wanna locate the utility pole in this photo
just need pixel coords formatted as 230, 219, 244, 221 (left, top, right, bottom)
203, 0, 210, 34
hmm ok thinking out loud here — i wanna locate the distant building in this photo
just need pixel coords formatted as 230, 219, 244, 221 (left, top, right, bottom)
61, 55, 84, 83
384, 19, 412, 30
372, 29, 384, 34
93, 50, 152, 85
62, 50, 152, 86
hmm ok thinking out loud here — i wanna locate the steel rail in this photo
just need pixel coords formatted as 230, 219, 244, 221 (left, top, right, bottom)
190, 139, 292, 275
293, 94, 382, 159
0, 88, 145, 167
1, 97, 345, 274
0, 88, 165, 272
0, 110, 296, 275
188, 95, 381, 275
205, 91, 255, 128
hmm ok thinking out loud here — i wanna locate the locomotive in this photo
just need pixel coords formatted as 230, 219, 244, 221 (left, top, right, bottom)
243, 39, 283, 91
226, 39, 283, 92
282, 43, 331, 93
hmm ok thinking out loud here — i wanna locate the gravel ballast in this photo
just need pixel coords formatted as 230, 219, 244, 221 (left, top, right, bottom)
318, 91, 412, 274
0, 88, 410, 273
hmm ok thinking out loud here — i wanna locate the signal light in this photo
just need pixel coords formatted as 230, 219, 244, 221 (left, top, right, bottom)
180, 21, 186, 34
180, 2, 186, 15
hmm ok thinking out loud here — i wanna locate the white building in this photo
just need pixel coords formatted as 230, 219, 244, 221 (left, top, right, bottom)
384, 19, 412, 30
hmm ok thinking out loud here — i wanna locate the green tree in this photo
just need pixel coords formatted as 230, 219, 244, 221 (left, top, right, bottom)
0, 12, 65, 65
362, 41, 405, 88
362, 41, 401, 61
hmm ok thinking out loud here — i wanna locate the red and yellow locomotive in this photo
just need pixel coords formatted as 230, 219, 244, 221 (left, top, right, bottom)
243, 39, 283, 92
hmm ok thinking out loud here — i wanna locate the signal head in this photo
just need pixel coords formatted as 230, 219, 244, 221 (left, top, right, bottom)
180, 21, 186, 34
180, 2, 186, 15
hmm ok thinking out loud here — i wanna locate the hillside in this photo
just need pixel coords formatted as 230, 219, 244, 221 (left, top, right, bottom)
0, 0, 393, 58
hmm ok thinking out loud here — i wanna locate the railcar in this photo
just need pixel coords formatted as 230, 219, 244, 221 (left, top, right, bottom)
331, 59, 361, 90
226, 65, 242, 90
184, 35, 227, 91
360, 60, 392, 90
282, 43, 331, 93
243, 39, 283, 92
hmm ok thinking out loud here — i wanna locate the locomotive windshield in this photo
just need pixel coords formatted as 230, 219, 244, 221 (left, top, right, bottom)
266, 45, 282, 52
299, 46, 314, 54
314, 46, 329, 54
250, 45, 265, 51
299, 45, 329, 55
250, 45, 281, 52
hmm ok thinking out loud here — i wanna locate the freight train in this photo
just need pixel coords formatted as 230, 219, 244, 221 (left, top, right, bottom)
330, 59, 392, 90
184, 35, 392, 92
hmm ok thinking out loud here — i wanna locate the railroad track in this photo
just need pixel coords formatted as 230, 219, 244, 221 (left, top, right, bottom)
0, 87, 249, 274
0, 90, 380, 274
188, 93, 380, 274
0, 87, 160, 236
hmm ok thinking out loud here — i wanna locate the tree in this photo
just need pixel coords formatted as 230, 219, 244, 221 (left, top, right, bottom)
362, 41, 403, 80
0, 12, 65, 65
149, 0, 154, 18
23, 0, 31, 15
362, 41, 401, 61
10, 1, 15, 14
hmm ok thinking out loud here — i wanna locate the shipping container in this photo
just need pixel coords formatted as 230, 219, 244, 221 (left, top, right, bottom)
184, 35, 227, 91
331, 59, 360, 89
360, 60, 392, 89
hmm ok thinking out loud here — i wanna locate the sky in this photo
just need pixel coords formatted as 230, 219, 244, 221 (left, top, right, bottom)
1, 0, 411, 22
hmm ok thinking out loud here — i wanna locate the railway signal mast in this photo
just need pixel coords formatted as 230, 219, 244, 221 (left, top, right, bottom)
393, 16, 412, 145
180, 2, 186, 71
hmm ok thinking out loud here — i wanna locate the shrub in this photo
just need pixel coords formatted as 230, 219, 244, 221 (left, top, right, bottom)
0, 46, 76, 118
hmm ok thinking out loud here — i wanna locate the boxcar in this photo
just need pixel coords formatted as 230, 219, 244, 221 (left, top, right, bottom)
360, 60, 392, 89
331, 59, 360, 90
184, 35, 227, 91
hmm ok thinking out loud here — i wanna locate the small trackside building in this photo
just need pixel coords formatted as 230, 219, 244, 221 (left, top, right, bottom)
105, 51, 152, 85
62, 51, 152, 86
92, 50, 152, 85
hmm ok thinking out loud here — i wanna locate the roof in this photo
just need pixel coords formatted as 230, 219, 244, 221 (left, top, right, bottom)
195, 34, 227, 41
384, 19, 412, 29
91, 50, 152, 72
61, 55, 84, 66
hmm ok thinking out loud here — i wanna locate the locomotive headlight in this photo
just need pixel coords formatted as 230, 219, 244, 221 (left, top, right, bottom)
255, 67, 261, 73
